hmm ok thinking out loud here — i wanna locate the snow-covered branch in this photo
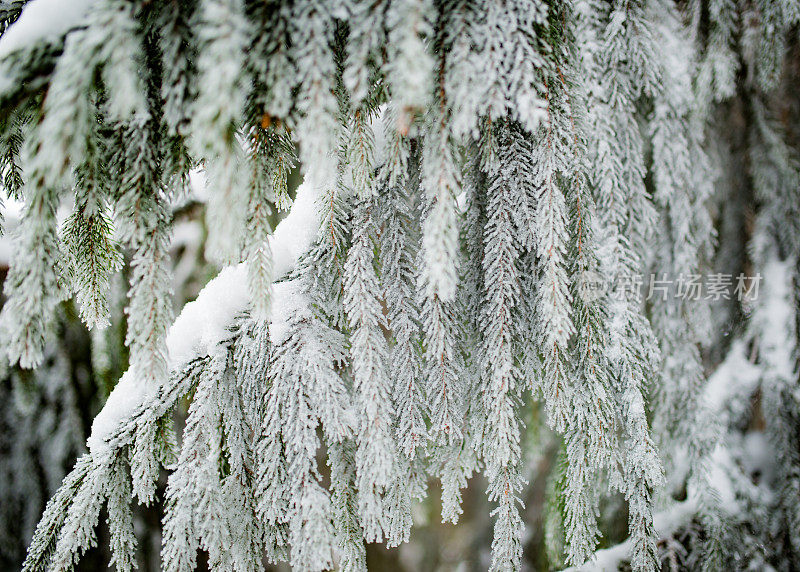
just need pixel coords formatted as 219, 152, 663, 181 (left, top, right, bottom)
88, 180, 321, 455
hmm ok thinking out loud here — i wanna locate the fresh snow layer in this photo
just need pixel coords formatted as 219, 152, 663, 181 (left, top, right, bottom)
88, 181, 321, 454
269, 180, 320, 275
269, 280, 308, 346
165, 175, 319, 368
165, 263, 251, 368
86, 369, 143, 455
0, 0, 95, 59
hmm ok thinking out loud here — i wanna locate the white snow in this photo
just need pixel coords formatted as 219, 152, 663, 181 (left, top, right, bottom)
0, 195, 24, 220
86, 369, 147, 454
165, 178, 321, 368
567, 500, 698, 571
741, 431, 775, 485
703, 340, 761, 414
165, 263, 251, 368
269, 180, 320, 276
170, 221, 203, 289
88, 180, 322, 454
268, 280, 309, 346
163, 172, 321, 366
187, 169, 209, 203
757, 258, 797, 382
371, 106, 387, 167
706, 445, 740, 515
0, 0, 95, 59
573, 327, 770, 569
0, 196, 24, 265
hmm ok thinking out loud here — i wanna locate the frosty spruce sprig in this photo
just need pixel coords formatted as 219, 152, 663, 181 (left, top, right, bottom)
0, 0, 799, 570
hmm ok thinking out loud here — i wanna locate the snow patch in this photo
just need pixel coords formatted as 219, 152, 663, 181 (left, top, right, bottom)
165, 264, 250, 368
88, 180, 322, 455
269, 280, 309, 346
86, 370, 150, 454
703, 340, 761, 413
567, 500, 698, 571
164, 178, 320, 370
0, 0, 95, 59
707, 445, 740, 515
270, 181, 319, 276
757, 258, 797, 382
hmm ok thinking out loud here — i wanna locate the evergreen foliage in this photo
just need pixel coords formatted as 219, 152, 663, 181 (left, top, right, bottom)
0, 0, 798, 570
